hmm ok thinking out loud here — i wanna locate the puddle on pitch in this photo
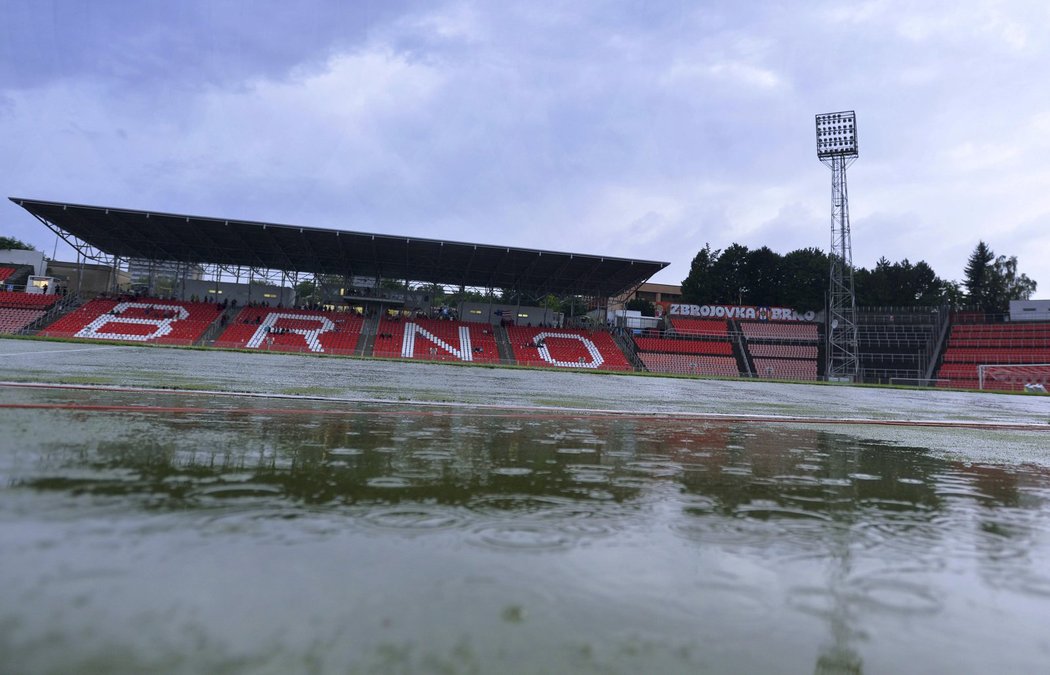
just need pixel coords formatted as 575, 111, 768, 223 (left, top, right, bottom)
2, 386, 1050, 673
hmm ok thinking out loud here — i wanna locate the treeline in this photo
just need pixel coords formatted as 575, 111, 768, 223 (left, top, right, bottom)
680, 241, 1035, 314
0, 236, 36, 251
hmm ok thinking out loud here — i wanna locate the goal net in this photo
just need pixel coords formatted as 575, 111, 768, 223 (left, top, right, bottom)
977, 363, 1050, 391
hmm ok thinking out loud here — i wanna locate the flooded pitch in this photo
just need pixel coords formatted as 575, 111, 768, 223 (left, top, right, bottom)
1, 340, 1050, 673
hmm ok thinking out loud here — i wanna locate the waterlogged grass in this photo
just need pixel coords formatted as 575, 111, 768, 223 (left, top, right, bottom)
51, 374, 119, 385
533, 397, 611, 409
1, 333, 1041, 400
278, 386, 344, 397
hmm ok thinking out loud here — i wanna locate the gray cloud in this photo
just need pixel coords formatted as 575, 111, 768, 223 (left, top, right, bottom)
3, 0, 1049, 294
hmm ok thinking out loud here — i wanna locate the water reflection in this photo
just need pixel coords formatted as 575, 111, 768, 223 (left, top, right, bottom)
8, 395, 1050, 558
4, 388, 1050, 673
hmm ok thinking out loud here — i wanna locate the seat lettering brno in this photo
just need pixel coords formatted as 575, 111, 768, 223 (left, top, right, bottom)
533, 332, 604, 369
76, 302, 189, 341
247, 313, 335, 352
402, 322, 473, 361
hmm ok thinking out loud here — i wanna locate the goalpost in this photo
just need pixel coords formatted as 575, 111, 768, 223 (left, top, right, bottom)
888, 377, 950, 388
977, 363, 1050, 391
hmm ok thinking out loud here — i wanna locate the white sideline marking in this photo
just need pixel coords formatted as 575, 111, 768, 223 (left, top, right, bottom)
0, 346, 137, 357
1, 380, 1046, 431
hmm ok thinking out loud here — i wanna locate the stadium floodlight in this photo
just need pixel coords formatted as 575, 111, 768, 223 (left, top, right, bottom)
816, 110, 860, 381
815, 111, 858, 159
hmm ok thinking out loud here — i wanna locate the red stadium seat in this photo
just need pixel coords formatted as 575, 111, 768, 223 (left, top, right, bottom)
632, 336, 733, 356
0, 290, 59, 309
739, 321, 819, 341
213, 307, 364, 355
935, 320, 1050, 391
638, 353, 739, 377
40, 297, 223, 345
667, 317, 729, 337
0, 307, 46, 334
506, 326, 633, 371
372, 317, 501, 364
753, 358, 819, 380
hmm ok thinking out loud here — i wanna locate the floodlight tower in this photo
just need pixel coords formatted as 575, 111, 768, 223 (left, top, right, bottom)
816, 110, 860, 381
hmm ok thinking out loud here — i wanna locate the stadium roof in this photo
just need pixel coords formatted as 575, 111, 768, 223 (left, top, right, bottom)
11, 198, 668, 298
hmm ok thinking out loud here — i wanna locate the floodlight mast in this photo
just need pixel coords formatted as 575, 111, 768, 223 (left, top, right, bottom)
816, 111, 860, 381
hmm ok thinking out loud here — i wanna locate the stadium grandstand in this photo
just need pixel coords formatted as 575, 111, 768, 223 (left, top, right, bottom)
739, 319, 821, 381
6, 197, 1050, 391
214, 306, 365, 355
0, 289, 59, 334
854, 307, 946, 385
39, 297, 223, 345
631, 317, 739, 377
934, 310, 1050, 391
8, 197, 664, 371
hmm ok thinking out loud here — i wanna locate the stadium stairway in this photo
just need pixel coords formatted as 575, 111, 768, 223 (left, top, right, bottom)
197, 304, 240, 346
735, 319, 822, 381
630, 318, 743, 377
727, 319, 753, 377
730, 325, 755, 377
493, 325, 515, 363
612, 330, 646, 371
0, 265, 34, 289
6, 292, 81, 335
356, 313, 381, 357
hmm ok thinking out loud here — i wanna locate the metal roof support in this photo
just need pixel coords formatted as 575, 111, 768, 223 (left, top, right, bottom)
11, 198, 668, 300
26, 212, 102, 263
369, 236, 380, 281
75, 248, 83, 295
226, 222, 272, 270
461, 246, 479, 290
512, 252, 547, 298
296, 229, 323, 275
334, 231, 351, 278
109, 255, 120, 294
547, 255, 577, 296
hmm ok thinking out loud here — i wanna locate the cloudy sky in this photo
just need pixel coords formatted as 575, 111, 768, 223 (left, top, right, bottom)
3, 0, 1049, 294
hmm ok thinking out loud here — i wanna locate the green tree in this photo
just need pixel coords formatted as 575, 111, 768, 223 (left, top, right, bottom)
988, 254, 1037, 313
711, 243, 750, 304
779, 247, 828, 312
446, 288, 491, 305
0, 236, 36, 251
854, 257, 891, 306
539, 294, 562, 311
908, 260, 954, 305
413, 282, 446, 304
294, 279, 317, 303
962, 242, 1036, 313
963, 241, 996, 311
682, 243, 830, 309
855, 258, 953, 307
560, 295, 589, 318
744, 246, 783, 306
680, 243, 720, 303
625, 298, 656, 316
941, 280, 965, 307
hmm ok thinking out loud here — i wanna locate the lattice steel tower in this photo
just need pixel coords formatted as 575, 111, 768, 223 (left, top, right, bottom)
816, 111, 859, 381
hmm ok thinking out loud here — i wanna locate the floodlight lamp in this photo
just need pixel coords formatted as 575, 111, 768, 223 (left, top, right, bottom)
815, 110, 858, 159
